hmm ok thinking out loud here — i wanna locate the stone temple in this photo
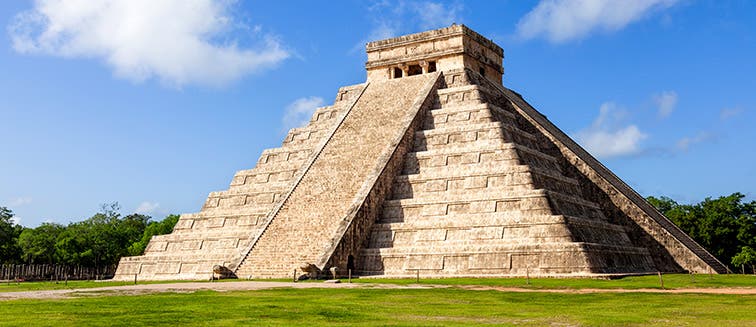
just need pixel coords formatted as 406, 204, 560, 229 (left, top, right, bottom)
114, 25, 727, 280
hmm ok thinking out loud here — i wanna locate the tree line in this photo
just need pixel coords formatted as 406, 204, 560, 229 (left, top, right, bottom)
647, 192, 756, 272
0, 203, 177, 267
1, 193, 754, 272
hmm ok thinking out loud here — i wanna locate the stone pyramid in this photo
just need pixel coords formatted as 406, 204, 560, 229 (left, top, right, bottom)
114, 25, 727, 281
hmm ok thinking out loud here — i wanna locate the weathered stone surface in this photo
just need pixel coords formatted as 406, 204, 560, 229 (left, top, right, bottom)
114, 24, 726, 281
234, 73, 440, 279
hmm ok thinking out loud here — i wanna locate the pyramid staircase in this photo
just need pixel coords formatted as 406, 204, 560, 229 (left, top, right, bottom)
234, 73, 441, 278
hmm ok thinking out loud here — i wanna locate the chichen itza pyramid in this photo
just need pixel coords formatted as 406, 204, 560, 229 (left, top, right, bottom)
114, 25, 727, 281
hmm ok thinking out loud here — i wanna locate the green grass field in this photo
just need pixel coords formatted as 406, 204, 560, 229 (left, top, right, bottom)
2, 275, 754, 326
353, 273, 756, 289
0, 279, 194, 292
2, 287, 755, 326
1, 274, 754, 292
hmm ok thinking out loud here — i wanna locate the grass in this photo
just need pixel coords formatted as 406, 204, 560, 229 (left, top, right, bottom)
2, 273, 754, 293
352, 273, 756, 289
1, 287, 755, 326
0, 279, 196, 292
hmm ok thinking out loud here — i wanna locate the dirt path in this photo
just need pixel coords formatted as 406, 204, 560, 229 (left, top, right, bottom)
1, 281, 755, 301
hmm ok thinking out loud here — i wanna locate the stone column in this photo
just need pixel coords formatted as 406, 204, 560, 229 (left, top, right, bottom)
419, 61, 429, 74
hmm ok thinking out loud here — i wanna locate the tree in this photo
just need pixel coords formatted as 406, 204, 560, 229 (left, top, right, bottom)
648, 193, 756, 271
112, 213, 150, 260
0, 207, 23, 263
128, 214, 179, 256
731, 246, 756, 273
18, 223, 64, 264
54, 221, 89, 266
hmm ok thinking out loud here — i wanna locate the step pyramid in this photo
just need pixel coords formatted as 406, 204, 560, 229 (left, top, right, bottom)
114, 25, 727, 281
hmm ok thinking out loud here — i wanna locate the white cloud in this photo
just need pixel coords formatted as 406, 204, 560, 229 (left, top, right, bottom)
135, 201, 160, 215
677, 132, 714, 151
411, 2, 462, 30
574, 102, 648, 158
653, 91, 677, 119
720, 107, 742, 121
282, 96, 325, 131
354, 1, 461, 53
516, 0, 679, 43
8, 197, 33, 207
8, 0, 289, 87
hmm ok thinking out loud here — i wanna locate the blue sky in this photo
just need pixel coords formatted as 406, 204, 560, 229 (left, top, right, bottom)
1, 0, 753, 227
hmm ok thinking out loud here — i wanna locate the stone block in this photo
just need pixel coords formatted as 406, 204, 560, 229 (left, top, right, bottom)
406, 255, 444, 270
469, 253, 509, 269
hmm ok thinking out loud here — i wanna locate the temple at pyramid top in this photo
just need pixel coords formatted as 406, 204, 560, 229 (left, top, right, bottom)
365, 24, 504, 85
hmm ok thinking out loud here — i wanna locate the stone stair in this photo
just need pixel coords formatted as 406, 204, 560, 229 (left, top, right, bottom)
233, 73, 442, 279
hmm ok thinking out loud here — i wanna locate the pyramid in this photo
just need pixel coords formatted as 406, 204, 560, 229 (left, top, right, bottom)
114, 25, 727, 281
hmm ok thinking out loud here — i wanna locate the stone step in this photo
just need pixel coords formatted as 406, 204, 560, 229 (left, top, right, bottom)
414, 121, 540, 152
434, 85, 485, 109
380, 190, 554, 222
307, 105, 341, 125
188, 205, 275, 218
226, 180, 292, 193
392, 177, 536, 201
114, 257, 233, 280
383, 188, 548, 209
423, 103, 495, 129
333, 83, 366, 104
402, 142, 560, 175
256, 149, 311, 167
546, 191, 607, 221
144, 240, 250, 256
203, 191, 283, 209
396, 168, 579, 200
151, 229, 254, 241
425, 102, 517, 128
372, 213, 627, 233
397, 164, 577, 191
357, 242, 655, 276
365, 217, 633, 249
233, 160, 304, 177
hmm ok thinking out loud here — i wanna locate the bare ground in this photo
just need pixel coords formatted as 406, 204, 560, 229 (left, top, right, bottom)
1, 281, 754, 301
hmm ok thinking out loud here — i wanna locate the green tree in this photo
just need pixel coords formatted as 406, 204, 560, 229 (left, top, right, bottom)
54, 221, 89, 265
648, 193, 756, 271
18, 223, 64, 264
112, 213, 150, 260
731, 246, 756, 273
0, 207, 23, 263
128, 214, 179, 255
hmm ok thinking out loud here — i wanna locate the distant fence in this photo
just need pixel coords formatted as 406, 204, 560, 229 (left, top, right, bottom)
0, 264, 117, 281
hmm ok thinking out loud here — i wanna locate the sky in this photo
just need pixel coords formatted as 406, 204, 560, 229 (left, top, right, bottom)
0, 0, 753, 227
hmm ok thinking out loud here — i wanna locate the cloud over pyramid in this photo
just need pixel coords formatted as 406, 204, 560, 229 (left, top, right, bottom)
115, 25, 727, 280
